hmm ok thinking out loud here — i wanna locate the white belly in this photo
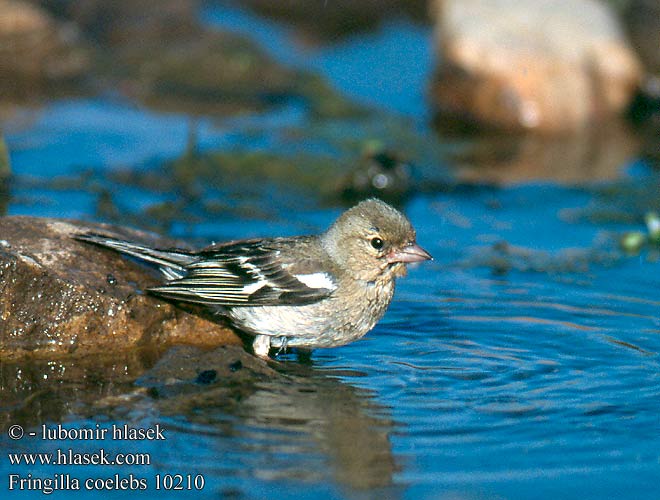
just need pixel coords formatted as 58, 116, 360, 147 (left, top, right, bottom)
228, 280, 395, 349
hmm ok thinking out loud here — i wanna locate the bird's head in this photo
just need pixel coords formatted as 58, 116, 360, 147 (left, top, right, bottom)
322, 198, 432, 282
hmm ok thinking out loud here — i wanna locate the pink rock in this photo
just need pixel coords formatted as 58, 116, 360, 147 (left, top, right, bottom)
430, 0, 643, 134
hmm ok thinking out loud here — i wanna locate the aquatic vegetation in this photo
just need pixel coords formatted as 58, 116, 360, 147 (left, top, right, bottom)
620, 211, 660, 253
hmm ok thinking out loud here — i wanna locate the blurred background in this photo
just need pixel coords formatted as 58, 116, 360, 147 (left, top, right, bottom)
1, 0, 658, 231
1, 0, 660, 499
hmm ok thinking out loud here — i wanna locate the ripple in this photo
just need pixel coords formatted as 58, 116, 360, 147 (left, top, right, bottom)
451, 315, 598, 332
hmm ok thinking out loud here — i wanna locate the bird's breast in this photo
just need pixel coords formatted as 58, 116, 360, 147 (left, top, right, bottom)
227, 277, 396, 349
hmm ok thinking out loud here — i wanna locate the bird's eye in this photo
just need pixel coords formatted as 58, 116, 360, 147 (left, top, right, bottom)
370, 237, 384, 250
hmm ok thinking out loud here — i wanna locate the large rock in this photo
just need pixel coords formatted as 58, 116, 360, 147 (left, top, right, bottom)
0, 216, 241, 359
430, 0, 642, 134
49, 0, 200, 46
0, 0, 87, 84
0, 135, 9, 179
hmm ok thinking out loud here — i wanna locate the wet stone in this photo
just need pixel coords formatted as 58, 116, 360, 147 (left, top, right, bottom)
0, 216, 242, 359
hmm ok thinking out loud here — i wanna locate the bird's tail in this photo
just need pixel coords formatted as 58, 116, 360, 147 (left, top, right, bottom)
74, 233, 194, 280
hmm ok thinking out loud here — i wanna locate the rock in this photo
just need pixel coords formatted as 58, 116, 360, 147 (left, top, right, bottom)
623, 0, 660, 75
0, 343, 275, 432
47, 0, 200, 46
0, 216, 242, 359
430, 0, 642, 134
0, 348, 155, 430
623, 0, 660, 128
135, 344, 280, 398
0, 135, 9, 179
237, 0, 427, 38
0, 0, 87, 84
0, 136, 8, 215
121, 31, 300, 117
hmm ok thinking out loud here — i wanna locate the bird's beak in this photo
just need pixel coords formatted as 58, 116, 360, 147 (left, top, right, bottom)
386, 243, 433, 264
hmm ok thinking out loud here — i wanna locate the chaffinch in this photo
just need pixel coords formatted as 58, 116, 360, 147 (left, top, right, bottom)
76, 198, 432, 358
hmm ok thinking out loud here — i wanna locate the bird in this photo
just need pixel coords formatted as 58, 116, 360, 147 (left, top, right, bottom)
75, 198, 432, 358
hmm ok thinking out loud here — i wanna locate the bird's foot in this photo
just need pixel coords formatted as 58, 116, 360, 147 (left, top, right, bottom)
275, 337, 289, 356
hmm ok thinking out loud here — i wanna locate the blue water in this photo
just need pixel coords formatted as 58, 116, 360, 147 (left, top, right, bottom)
2, 4, 660, 500
200, 5, 433, 118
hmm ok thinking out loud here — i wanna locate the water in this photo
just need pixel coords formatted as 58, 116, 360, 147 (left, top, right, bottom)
2, 4, 660, 500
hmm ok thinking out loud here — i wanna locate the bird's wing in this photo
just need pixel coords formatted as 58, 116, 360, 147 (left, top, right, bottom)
147, 239, 337, 307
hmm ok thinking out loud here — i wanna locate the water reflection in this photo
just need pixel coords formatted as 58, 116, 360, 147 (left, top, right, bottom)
0, 135, 9, 216
440, 119, 640, 184
140, 347, 402, 496
239, 378, 398, 492
0, 182, 8, 216
1, 345, 402, 497
0, 349, 162, 432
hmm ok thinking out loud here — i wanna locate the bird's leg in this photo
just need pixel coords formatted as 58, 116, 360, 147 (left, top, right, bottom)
252, 334, 271, 359
275, 337, 288, 356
